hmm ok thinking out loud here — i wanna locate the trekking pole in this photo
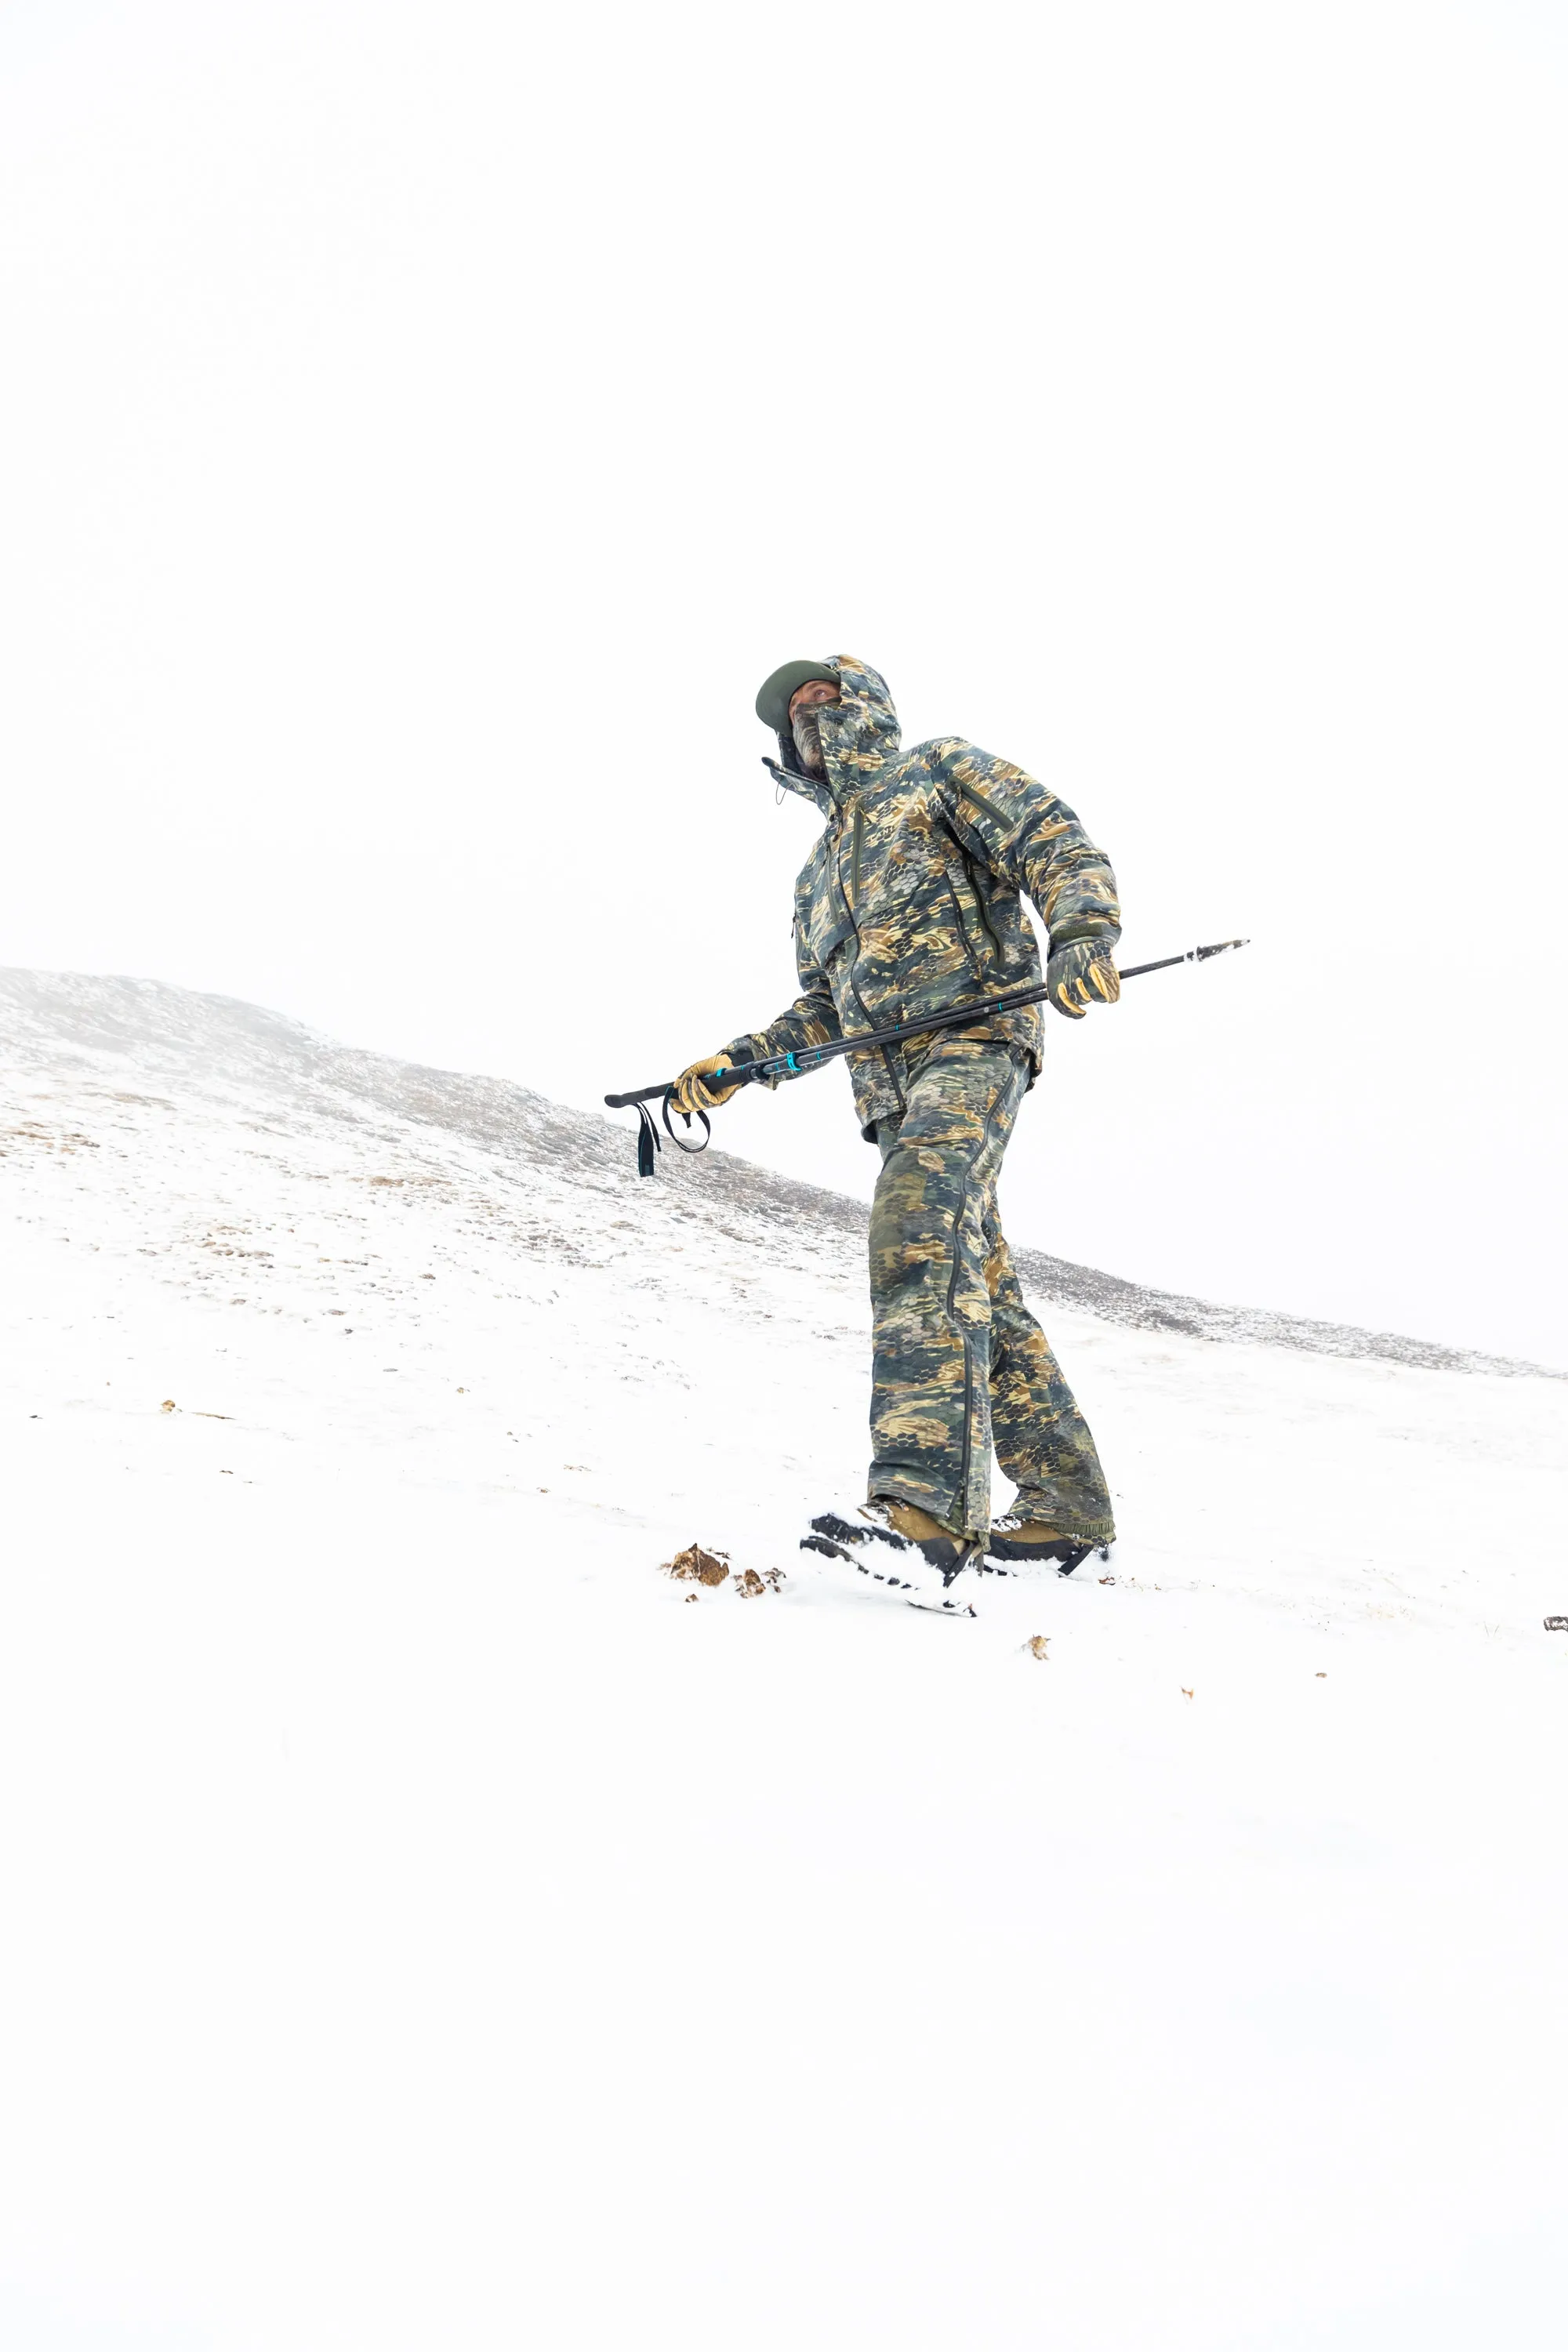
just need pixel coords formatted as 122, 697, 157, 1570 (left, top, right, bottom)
606, 937, 1247, 1174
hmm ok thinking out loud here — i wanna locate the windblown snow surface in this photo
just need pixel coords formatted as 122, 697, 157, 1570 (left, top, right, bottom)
2, 967, 1565, 2352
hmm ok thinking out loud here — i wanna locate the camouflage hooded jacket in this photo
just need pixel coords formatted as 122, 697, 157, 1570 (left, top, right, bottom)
726, 656, 1121, 1138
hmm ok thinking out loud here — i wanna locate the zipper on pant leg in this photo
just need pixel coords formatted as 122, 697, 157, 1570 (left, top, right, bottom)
956, 1336, 975, 1527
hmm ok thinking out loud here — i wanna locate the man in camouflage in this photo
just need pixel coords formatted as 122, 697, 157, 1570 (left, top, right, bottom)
674, 655, 1120, 1607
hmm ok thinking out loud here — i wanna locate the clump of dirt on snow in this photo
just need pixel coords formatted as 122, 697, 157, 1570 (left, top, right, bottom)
660, 1548, 786, 1599
663, 1544, 730, 1588
734, 1568, 786, 1599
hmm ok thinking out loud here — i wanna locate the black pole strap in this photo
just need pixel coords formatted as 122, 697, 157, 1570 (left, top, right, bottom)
662, 1094, 712, 1154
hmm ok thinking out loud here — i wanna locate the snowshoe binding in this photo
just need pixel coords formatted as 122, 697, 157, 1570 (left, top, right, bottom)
985, 1514, 1112, 1577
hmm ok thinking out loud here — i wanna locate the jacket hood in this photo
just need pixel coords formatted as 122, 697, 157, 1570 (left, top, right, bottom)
770, 655, 902, 815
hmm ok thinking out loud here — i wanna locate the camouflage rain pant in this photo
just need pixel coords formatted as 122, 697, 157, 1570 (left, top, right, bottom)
867, 1033, 1116, 1544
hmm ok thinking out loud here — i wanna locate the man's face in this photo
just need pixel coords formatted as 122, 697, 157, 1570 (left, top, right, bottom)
789, 677, 840, 777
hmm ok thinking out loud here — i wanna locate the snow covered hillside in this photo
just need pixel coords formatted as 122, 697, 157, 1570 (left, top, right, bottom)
2, 966, 1566, 2352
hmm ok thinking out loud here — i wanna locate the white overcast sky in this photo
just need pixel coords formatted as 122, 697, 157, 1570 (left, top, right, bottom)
2, 0, 1565, 1364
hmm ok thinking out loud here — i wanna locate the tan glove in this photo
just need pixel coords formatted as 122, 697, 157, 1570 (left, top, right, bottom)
671, 1052, 735, 1113
1045, 938, 1121, 1020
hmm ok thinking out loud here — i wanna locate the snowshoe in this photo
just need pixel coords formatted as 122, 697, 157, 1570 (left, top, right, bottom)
802, 1500, 982, 1617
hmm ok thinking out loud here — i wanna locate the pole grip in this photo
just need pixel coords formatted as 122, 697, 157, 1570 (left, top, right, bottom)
603, 1082, 673, 1109
604, 1069, 750, 1112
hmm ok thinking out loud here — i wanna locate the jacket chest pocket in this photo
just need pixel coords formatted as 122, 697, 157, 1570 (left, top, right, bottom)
857, 853, 948, 956
862, 857, 926, 911
802, 887, 855, 972
855, 813, 937, 916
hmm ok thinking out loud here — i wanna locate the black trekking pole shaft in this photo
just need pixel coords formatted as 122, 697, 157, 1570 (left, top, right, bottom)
603, 938, 1247, 1110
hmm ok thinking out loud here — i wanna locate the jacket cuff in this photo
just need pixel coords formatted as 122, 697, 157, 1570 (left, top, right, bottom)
1048, 920, 1121, 955
723, 1033, 786, 1091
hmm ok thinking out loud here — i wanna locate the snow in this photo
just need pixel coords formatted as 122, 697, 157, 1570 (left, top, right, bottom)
2, 967, 1566, 2351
